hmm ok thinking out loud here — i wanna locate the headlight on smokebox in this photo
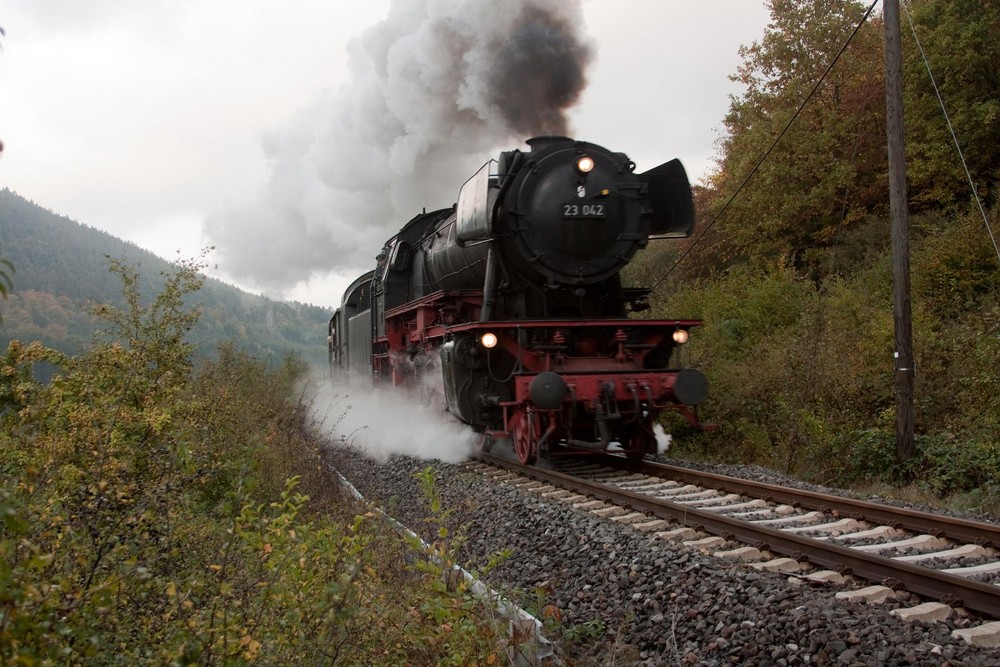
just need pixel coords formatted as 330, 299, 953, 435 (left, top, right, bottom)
480, 332, 498, 349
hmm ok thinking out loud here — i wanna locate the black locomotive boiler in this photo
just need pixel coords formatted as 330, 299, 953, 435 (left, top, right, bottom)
328, 136, 710, 463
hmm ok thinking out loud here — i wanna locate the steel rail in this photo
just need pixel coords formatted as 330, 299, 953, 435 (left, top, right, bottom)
623, 458, 1000, 548
480, 454, 1000, 618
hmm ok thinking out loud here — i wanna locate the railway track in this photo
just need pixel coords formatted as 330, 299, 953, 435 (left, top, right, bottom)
473, 452, 1000, 624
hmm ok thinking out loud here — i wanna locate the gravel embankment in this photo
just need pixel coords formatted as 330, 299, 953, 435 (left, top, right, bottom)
326, 446, 998, 666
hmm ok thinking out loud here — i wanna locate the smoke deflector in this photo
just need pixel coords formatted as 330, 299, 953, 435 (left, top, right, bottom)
457, 160, 496, 244
639, 158, 695, 238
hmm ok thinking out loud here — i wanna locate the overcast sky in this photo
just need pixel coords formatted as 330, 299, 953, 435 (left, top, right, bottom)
1, 0, 771, 307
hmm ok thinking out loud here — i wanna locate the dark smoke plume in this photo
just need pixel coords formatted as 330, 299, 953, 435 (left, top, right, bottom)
205, 0, 592, 299
488, 5, 590, 136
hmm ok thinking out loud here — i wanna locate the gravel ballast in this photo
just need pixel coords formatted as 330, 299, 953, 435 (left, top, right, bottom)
325, 446, 998, 666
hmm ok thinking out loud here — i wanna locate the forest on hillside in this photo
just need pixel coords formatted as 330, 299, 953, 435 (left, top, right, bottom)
0, 189, 331, 369
626, 0, 1000, 507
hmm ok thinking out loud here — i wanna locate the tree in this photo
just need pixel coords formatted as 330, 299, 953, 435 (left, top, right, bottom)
707, 0, 886, 274
0, 248, 12, 323
1, 26, 5, 159
902, 0, 1000, 210
0, 254, 11, 298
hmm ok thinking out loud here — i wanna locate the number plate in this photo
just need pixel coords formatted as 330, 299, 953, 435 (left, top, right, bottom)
561, 202, 606, 219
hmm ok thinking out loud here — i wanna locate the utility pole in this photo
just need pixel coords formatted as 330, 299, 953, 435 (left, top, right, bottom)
883, 0, 915, 461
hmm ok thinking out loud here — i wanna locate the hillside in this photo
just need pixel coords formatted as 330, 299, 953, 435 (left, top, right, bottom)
0, 189, 330, 368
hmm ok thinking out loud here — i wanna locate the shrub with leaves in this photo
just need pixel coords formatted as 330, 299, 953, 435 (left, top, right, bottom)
1, 256, 510, 665
655, 247, 1000, 511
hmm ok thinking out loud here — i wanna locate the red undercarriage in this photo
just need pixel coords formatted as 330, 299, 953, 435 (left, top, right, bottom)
374, 290, 708, 463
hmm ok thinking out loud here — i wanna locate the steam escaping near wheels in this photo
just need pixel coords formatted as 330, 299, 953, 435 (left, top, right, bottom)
309, 377, 477, 463
655, 424, 672, 455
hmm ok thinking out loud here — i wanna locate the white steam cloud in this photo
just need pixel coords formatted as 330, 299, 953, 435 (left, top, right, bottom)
654, 423, 672, 455
308, 379, 673, 464
311, 381, 477, 464
206, 0, 591, 296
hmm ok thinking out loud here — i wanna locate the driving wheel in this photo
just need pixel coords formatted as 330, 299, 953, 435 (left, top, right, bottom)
627, 422, 656, 462
511, 409, 537, 465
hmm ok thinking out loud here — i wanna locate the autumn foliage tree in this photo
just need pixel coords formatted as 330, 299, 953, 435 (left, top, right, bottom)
902, 0, 1000, 210
706, 0, 887, 274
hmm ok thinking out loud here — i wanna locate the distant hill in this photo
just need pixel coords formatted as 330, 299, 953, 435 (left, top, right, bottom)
0, 188, 331, 369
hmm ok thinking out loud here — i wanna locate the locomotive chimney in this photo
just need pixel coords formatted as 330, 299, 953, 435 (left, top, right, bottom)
526, 136, 573, 152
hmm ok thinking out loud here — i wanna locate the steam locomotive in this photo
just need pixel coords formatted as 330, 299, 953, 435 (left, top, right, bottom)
328, 136, 710, 463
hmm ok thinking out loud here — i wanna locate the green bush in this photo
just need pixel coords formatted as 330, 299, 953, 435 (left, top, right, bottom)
833, 426, 903, 485
661, 266, 892, 473
657, 242, 1000, 502
831, 427, 1000, 504
0, 257, 511, 665
915, 433, 1000, 497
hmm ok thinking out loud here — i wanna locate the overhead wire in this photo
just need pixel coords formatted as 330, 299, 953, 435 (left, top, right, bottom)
650, 0, 880, 294
902, 3, 1000, 265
